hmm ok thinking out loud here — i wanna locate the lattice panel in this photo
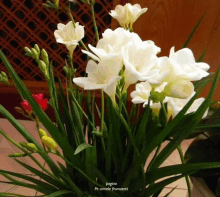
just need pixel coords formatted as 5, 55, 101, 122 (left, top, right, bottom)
0, 0, 113, 82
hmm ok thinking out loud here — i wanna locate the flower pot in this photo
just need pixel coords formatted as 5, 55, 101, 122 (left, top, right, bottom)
191, 177, 216, 197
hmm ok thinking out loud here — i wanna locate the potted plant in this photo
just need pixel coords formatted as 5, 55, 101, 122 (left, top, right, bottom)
0, 1, 220, 196
185, 105, 220, 197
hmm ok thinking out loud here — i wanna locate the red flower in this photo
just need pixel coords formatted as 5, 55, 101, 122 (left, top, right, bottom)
21, 100, 32, 112
21, 93, 48, 112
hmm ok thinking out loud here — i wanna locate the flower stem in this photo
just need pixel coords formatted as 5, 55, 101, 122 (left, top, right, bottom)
101, 90, 107, 156
177, 145, 192, 197
90, 4, 99, 42
67, 3, 88, 51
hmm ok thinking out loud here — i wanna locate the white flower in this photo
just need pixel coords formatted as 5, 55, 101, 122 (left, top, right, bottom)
169, 47, 210, 81
109, 3, 148, 28
168, 92, 208, 119
54, 21, 84, 53
130, 81, 168, 105
122, 40, 161, 90
131, 82, 208, 119
148, 57, 194, 99
82, 27, 142, 62
73, 56, 122, 103
130, 81, 172, 117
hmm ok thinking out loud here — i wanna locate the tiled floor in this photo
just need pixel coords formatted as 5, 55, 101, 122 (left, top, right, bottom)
0, 118, 207, 196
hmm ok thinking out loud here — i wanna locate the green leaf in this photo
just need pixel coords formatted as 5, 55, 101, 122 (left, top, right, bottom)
182, 13, 206, 48
164, 185, 178, 197
0, 170, 58, 191
197, 48, 207, 62
0, 50, 82, 170
14, 159, 68, 189
150, 66, 220, 170
152, 188, 163, 197
47, 190, 74, 197
0, 192, 45, 197
144, 171, 196, 196
0, 106, 61, 176
122, 76, 210, 187
74, 143, 93, 155
146, 163, 220, 185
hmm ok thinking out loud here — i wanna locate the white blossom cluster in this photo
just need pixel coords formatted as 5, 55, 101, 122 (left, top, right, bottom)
54, 3, 209, 118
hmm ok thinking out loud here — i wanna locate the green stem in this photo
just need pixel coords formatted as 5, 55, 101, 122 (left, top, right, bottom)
100, 90, 107, 156
146, 143, 162, 173
90, 4, 99, 42
67, 3, 88, 51
177, 145, 192, 197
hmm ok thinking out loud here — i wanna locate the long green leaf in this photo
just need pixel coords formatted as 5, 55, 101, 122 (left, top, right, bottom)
122, 77, 209, 187
144, 172, 196, 197
182, 13, 206, 48
0, 170, 58, 191
0, 105, 61, 176
47, 190, 74, 197
146, 162, 220, 185
150, 66, 220, 170
14, 159, 69, 189
0, 50, 82, 169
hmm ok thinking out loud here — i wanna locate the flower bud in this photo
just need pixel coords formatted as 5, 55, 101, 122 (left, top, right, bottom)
38, 128, 48, 138
8, 153, 27, 158
0, 75, 3, 81
39, 60, 47, 74
15, 107, 24, 114
63, 66, 68, 76
41, 136, 58, 150
2, 77, 9, 84
24, 47, 32, 56
26, 143, 38, 152
1, 71, 7, 78
34, 44, 40, 55
31, 48, 39, 60
150, 91, 166, 103
19, 142, 27, 147
41, 49, 49, 68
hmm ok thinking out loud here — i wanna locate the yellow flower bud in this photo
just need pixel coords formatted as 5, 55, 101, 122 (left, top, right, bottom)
19, 142, 27, 147
42, 136, 58, 150
34, 44, 40, 55
38, 128, 48, 138
26, 143, 38, 152
8, 153, 26, 158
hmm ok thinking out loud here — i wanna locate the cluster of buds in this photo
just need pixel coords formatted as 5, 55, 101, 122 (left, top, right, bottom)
8, 142, 38, 158
63, 64, 77, 79
39, 128, 58, 150
24, 45, 50, 80
20, 142, 38, 152
43, 0, 59, 11
0, 71, 10, 85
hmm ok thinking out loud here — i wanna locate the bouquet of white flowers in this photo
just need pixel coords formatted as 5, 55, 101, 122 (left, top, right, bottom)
0, 1, 220, 196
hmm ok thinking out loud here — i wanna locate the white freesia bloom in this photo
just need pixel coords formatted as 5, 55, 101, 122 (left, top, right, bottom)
82, 27, 143, 62
131, 82, 208, 119
168, 92, 208, 119
122, 40, 161, 90
148, 57, 194, 99
73, 56, 122, 103
109, 3, 148, 28
130, 81, 172, 117
54, 21, 84, 54
169, 47, 210, 81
